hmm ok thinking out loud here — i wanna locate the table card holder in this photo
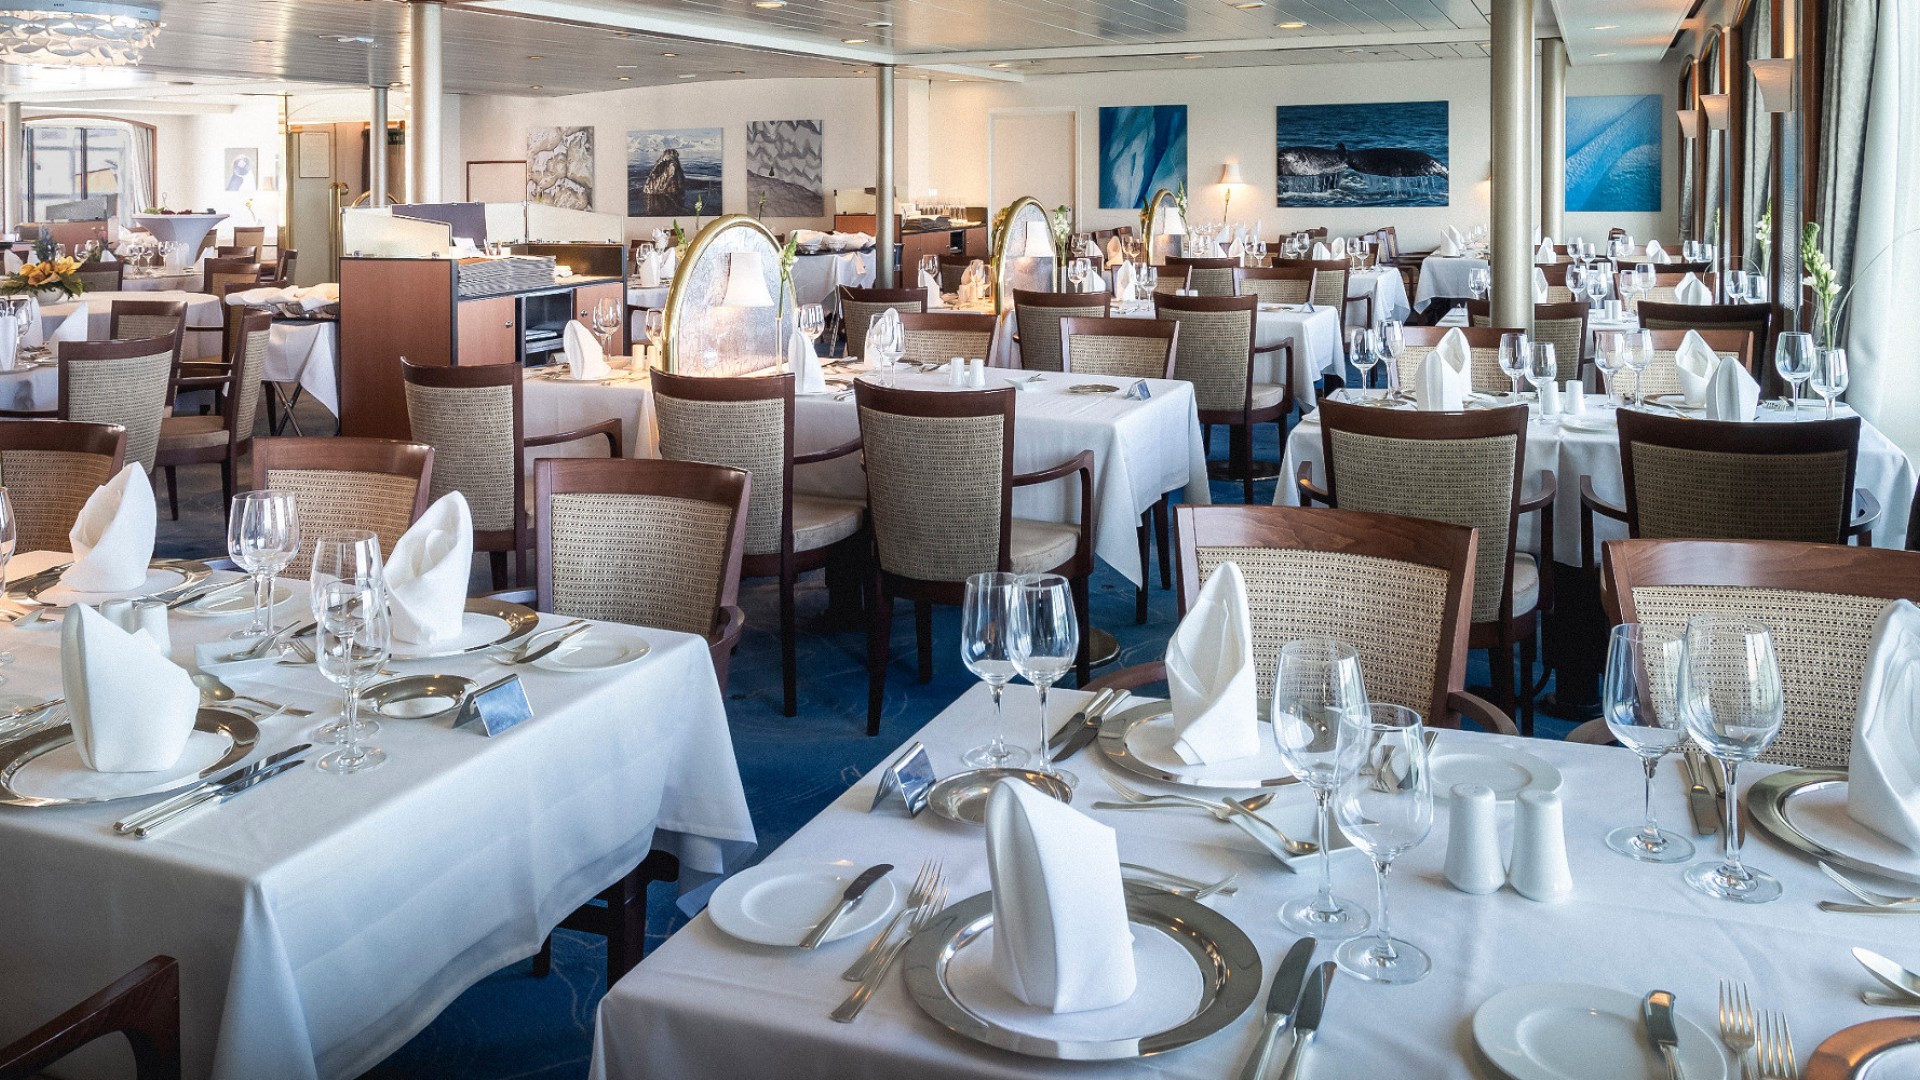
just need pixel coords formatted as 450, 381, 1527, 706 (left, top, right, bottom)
455, 673, 534, 737
868, 741, 935, 817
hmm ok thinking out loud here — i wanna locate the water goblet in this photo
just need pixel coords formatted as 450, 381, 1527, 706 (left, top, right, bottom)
1592, 330, 1624, 408
1602, 624, 1695, 863
314, 579, 390, 776
796, 303, 824, 356
642, 309, 666, 367
867, 313, 902, 387
1497, 332, 1530, 397
1270, 638, 1371, 937
1068, 257, 1090, 292
1333, 704, 1433, 983
1624, 330, 1654, 405
1811, 347, 1849, 419
960, 572, 1028, 768
1681, 615, 1785, 903
1010, 573, 1078, 786
1524, 344, 1557, 422
226, 490, 301, 641
1774, 332, 1816, 418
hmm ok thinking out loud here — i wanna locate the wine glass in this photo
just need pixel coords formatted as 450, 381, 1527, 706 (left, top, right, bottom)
1139, 264, 1158, 296
1586, 267, 1609, 310
1270, 638, 1372, 937
1497, 332, 1529, 396
1566, 264, 1586, 300
1010, 573, 1078, 786
642, 308, 666, 367
1068, 257, 1090, 292
1774, 332, 1816, 418
796, 303, 824, 358
1811, 347, 1849, 419
314, 579, 390, 776
1468, 267, 1491, 301
1602, 624, 1694, 863
960, 572, 1028, 768
1592, 330, 1623, 408
1524, 344, 1557, 422
1624, 330, 1654, 406
1347, 328, 1379, 391
867, 312, 902, 386
309, 530, 385, 743
591, 297, 621, 354
1725, 270, 1748, 305
1380, 320, 1404, 388
0, 489, 14, 679
1333, 703, 1434, 983
1681, 615, 1785, 903
918, 253, 939, 290
226, 490, 301, 641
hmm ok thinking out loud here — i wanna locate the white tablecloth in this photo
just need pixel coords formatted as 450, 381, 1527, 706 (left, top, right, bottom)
1279, 395, 1918, 557
0, 362, 56, 412
790, 251, 874, 314
121, 271, 202, 293
43, 289, 223, 359
0, 550, 756, 1080
265, 320, 339, 416
522, 366, 659, 462
1346, 267, 1412, 329
591, 681, 1910, 1080
1416, 255, 1488, 306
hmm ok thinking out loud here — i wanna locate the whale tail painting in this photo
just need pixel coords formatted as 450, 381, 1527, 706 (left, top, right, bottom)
1274, 101, 1451, 208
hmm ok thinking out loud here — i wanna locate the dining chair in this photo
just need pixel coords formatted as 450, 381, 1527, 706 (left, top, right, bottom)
230, 225, 267, 253
1266, 257, 1360, 325
75, 259, 123, 293
213, 246, 258, 260
1538, 265, 1580, 304
1602, 329, 1753, 399
154, 309, 271, 518
1371, 226, 1403, 266
936, 253, 972, 294
1393, 326, 1522, 394
57, 335, 175, 474
0, 955, 180, 1080
1155, 292, 1293, 502
1302, 399, 1555, 732
896, 311, 996, 365
1468, 300, 1590, 380
401, 359, 621, 588
108, 299, 188, 404
1634, 258, 1714, 275
0, 419, 126, 553
1579, 538, 1920, 766
838, 286, 925, 360
1233, 266, 1315, 306
1010, 288, 1110, 373
1635, 300, 1775, 390
1165, 256, 1239, 298
200, 257, 261, 299
1579, 410, 1877, 569
652, 369, 865, 717
1638, 271, 1722, 305
264, 249, 297, 287
1082, 504, 1515, 733
251, 436, 435, 577
854, 381, 1094, 735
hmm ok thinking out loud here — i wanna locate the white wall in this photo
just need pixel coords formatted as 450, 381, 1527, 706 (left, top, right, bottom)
148, 100, 286, 239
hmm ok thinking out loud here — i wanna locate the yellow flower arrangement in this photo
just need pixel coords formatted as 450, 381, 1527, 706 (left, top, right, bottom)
1, 256, 86, 298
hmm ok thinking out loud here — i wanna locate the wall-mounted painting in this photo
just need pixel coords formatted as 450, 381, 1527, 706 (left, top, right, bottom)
1566, 94, 1662, 213
527, 126, 595, 210
1098, 105, 1187, 210
745, 120, 823, 216
628, 128, 722, 217
1273, 101, 1450, 208
223, 149, 257, 192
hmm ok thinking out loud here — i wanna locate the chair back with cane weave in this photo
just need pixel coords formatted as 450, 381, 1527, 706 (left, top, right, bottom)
401, 361, 524, 544
1394, 326, 1520, 394
1234, 266, 1313, 306
1636, 301, 1773, 369
1604, 538, 1920, 766
231, 226, 266, 251
1615, 410, 1860, 545
1011, 289, 1109, 372
268, 250, 298, 287
1166, 257, 1239, 298
651, 371, 792, 560
839, 287, 925, 361
214, 247, 258, 260
109, 300, 187, 384
201, 258, 260, 298
936, 254, 972, 294
1174, 505, 1476, 724
1603, 329, 1753, 399
252, 437, 435, 577
1468, 300, 1589, 381
1059, 317, 1176, 381
1155, 293, 1262, 415
76, 260, 123, 293
57, 335, 174, 472
1266, 258, 1350, 309
1637, 271, 1721, 305
854, 383, 1015, 584
897, 312, 996, 366
0, 420, 125, 552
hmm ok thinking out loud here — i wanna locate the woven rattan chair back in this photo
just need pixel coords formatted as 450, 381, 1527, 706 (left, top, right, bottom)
1156, 294, 1257, 413
854, 382, 1013, 583
652, 371, 792, 559
76, 262, 123, 292
1394, 326, 1518, 394
936, 255, 972, 294
231, 226, 267, 251
1606, 329, 1753, 399
1234, 267, 1314, 306
57, 335, 174, 472
1011, 289, 1110, 373
1468, 300, 1588, 381
1616, 410, 1859, 545
1267, 258, 1349, 308
1166, 257, 1238, 298
1058, 317, 1176, 381
225, 313, 270, 443
402, 362, 523, 535
253, 437, 434, 578
0, 420, 125, 553
214, 247, 258, 260
840, 287, 925, 361
898, 312, 996, 366
202, 258, 260, 298
1636, 301, 1772, 364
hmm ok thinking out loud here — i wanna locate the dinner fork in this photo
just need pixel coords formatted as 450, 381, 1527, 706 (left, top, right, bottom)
1719, 980, 1756, 1064
831, 884, 946, 1022
843, 859, 941, 982
1819, 861, 1920, 907
281, 637, 398, 677
1753, 1009, 1798, 1080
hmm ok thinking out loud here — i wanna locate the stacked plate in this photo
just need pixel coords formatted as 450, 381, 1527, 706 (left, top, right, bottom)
1472, 984, 1728, 1079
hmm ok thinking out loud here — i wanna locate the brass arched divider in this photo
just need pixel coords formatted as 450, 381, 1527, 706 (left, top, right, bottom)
1143, 186, 1182, 265
662, 214, 786, 375
991, 196, 1056, 314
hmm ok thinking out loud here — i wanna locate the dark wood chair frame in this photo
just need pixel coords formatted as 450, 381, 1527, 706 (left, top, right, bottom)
109, 299, 189, 407
1635, 300, 1778, 391
78, 258, 125, 291
56, 332, 174, 463
0, 955, 181, 1080
1467, 298, 1592, 368
1265, 257, 1364, 327
1009, 288, 1113, 369
153, 310, 273, 518
837, 286, 928, 355
1157, 293, 1294, 502
199, 256, 260, 301
1164, 256, 1240, 296
1637, 327, 1757, 373
896, 311, 1000, 365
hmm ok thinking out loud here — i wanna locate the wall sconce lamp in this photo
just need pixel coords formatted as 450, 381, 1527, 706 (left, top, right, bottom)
1675, 108, 1702, 140
1749, 58, 1794, 113
1700, 93, 1731, 131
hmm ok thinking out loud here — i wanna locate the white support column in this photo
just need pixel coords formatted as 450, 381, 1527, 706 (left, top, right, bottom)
1539, 37, 1567, 244
407, 0, 443, 204
3, 102, 21, 232
370, 85, 390, 207
875, 64, 896, 287
1490, 0, 1536, 333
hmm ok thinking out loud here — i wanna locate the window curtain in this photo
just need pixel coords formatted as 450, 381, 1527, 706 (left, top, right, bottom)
1815, 0, 1879, 295
1742, 0, 1773, 271
1845, 0, 1919, 464
118, 122, 153, 233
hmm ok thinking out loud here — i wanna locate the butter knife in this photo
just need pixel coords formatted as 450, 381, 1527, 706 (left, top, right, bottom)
799, 863, 892, 949
1683, 749, 1719, 837
1642, 989, 1685, 1080
1048, 689, 1113, 752
1274, 961, 1335, 1080
1236, 937, 1317, 1080
1053, 690, 1129, 764
115, 742, 313, 834
507, 622, 592, 665
132, 756, 307, 838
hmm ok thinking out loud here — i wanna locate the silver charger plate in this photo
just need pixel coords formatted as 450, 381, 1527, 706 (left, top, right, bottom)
1748, 768, 1920, 887
1067, 382, 1119, 395
362, 674, 474, 720
926, 768, 1072, 826
900, 883, 1261, 1060
10, 558, 211, 605
1096, 700, 1301, 791
0, 707, 258, 807
390, 598, 541, 659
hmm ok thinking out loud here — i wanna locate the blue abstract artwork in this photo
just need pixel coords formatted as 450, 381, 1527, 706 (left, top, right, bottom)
1099, 105, 1187, 210
1273, 101, 1450, 207
1565, 95, 1662, 212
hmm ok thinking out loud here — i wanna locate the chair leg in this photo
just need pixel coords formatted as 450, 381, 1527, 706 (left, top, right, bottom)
867, 573, 890, 737
1134, 516, 1150, 624
1154, 496, 1172, 589
1072, 573, 1091, 686
1489, 635, 1516, 723
164, 465, 179, 520
532, 935, 553, 978
1517, 628, 1539, 737
488, 551, 509, 590
218, 459, 233, 514
780, 559, 798, 718
914, 599, 933, 683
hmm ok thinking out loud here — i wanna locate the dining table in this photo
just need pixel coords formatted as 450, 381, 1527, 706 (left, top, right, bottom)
1415, 253, 1488, 308
589, 680, 1916, 1079
0, 549, 756, 1080
1344, 266, 1412, 330
120, 269, 204, 293
42, 289, 224, 358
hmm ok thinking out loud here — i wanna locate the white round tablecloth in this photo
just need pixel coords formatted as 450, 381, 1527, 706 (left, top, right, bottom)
1415, 254, 1489, 306
131, 212, 226, 254
42, 290, 223, 359
120, 271, 202, 293
1347, 267, 1413, 329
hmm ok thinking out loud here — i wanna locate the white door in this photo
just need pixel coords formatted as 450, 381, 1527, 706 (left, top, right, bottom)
989, 109, 1076, 218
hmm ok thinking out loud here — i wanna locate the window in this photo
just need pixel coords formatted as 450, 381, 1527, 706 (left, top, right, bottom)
23, 118, 153, 222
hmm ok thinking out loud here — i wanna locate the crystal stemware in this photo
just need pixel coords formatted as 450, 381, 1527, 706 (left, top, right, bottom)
1270, 638, 1371, 937
1497, 332, 1528, 396
1602, 624, 1694, 863
1010, 573, 1078, 786
1681, 615, 1785, 903
1333, 703, 1433, 983
796, 303, 825, 357
314, 579, 390, 776
309, 530, 385, 745
0, 488, 14, 679
867, 313, 902, 386
960, 572, 1027, 768
642, 309, 666, 367
1811, 347, 1849, 420
1774, 332, 1816, 418
1524, 343, 1556, 421
1592, 331, 1624, 408
1347, 328, 1379, 391
1624, 330, 1654, 406
226, 490, 301, 640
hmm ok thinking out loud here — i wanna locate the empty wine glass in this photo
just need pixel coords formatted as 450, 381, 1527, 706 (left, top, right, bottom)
867, 312, 902, 386
308, 529, 385, 744
1468, 268, 1491, 300
1624, 330, 1654, 406
1725, 270, 1749, 305
1681, 615, 1785, 903
1586, 268, 1608, 309
1271, 638, 1372, 938
960, 572, 1028, 768
314, 579, 390, 776
1347, 328, 1380, 391
0, 488, 14, 678
1592, 331, 1624, 408
591, 297, 621, 354
1774, 332, 1816, 418
1566, 264, 1586, 299
1010, 573, 1078, 786
1524, 344, 1557, 422
642, 309, 666, 367
1334, 703, 1434, 983
1602, 624, 1694, 863
1811, 347, 1849, 419
1497, 332, 1529, 396
918, 253, 940, 290
796, 303, 824, 356
1068, 257, 1090, 292
226, 490, 301, 640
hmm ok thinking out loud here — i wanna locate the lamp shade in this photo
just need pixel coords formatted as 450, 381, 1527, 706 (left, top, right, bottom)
1750, 58, 1794, 112
1675, 108, 1701, 140
1163, 208, 1187, 236
1700, 94, 1731, 131
1021, 219, 1054, 258
1218, 162, 1244, 185
720, 251, 774, 307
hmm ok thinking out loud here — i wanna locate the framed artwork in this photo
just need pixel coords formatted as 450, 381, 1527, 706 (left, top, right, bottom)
527, 126, 595, 210
297, 131, 331, 179
223, 148, 257, 192
744, 120, 823, 216
1566, 95, 1662, 212
1098, 105, 1186, 210
1273, 101, 1450, 207
628, 128, 722, 217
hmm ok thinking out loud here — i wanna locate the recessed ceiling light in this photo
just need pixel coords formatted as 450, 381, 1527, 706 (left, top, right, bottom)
1591, 24, 1618, 30
988, 62, 1009, 67
853, 68, 869, 74
529, 84, 542, 89
864, 19, 890, 26
616, 63, 637, 68
616, 75, 630, 80
1182, 54, 1202, 59
1341, 48, 1364, 54
528, 54, 543, 59
661, 51, 676, 56
754, 0, 785, 6
842, 37, 867, 43
677, 73, 697, 78
1593, 52, 1613, 57
1276, 20, 1305, 28
1234, 2, 1264, 8
730, 69, 746, 74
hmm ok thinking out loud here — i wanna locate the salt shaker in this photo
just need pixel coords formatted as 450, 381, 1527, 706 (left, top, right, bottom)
99, 598, 135, 634
131, 599, 171, 656
967, 357, 986, 389
946, 357, 966, 386
1537, 382, 1562, 418
1444, 783, 1506, 894
1508, 789, 1574, 902
1563, 381, 1586, 416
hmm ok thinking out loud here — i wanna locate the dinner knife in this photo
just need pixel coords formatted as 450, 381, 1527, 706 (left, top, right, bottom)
132, 756, 307, 838
115, 742, 313, 834
799, 863, 893, 949
507, 622, 592, 665
1048, 689, 1114, 752
1274, 961, 1335, 1080
1683, 749, 1719, 837
1235, 937, 1318, 1080
1641, 989, 1685, 1080
1053, 691, 1129, 764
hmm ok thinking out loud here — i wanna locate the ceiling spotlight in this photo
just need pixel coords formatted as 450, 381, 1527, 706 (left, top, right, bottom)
1234, 2, 1264, 8
841, 36, 866, 43
988, 61, 1008, 67
677, 72, 696, 78
616, 75, 630, 80
1182, 54, 1202, 59
1276, 20, 1305, 28
864, 19, 889, 26
616, 63, 636, 68
1594, 51, 1613, 57
528, 54, 542, 59
661, 51, 676, 56
753, 0, 785, 6
853, 68, 869, 73
1591, 24, 1618, 30
529, 84, 541, 89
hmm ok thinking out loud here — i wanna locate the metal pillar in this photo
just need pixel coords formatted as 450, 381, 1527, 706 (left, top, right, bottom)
1490, 0, 1536, 333
370, 85, 390, 207
407, 0, 443, 204
3, 102, 20, 232
875, 64, 896, 287
1539, 38, 1567, 244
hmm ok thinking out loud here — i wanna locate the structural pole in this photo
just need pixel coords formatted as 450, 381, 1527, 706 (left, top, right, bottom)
370, 85, 390, 207
875, 64, 896, 287
1490, 0, 1536, 333
3, 102, 21, 232
407, 0, 443, 203
1539, 37, 1567, 244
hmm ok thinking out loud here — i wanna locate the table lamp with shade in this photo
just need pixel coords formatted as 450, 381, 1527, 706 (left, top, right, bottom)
1218, 162, 1244, 223
719, 250, 775, 368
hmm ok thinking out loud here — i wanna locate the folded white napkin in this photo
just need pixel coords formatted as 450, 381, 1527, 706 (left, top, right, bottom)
1112, 262, 1134, 302
1849, 600, 1920, 851
296, 285, 337, 313
650, 228, 671, 250
1329, 237, 1347, 258
791, 328, 827, 393
563, 320, 610, 380
227, 286, 293, 307
1165, 561, 1259, 764
1086, 268, 1107, 291
1535, 239, 1556, 264
1310, 242, 1331, 260
3, 251, 20, 273
1673, 330, 1719, 407
920, 267, 944, 309
1674, 273, 1713, 305
1705, 357, 1760, 421
1227, 238, 1245, 260
1645, 241, 1667, 263
62, 603, 199, 773
1437, 234, 1462, 257
1106, 236, 1124, 268
636, 252, 661, 289
658, 247, 680, 278
985, 779, 1136, 1013
0, 315, 16, 370
1532, 267, 1550, 303
48, 303, 89, 352
1417, 328, 1473, 411
62, 464, 157, 594
385, 491, 473, 646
